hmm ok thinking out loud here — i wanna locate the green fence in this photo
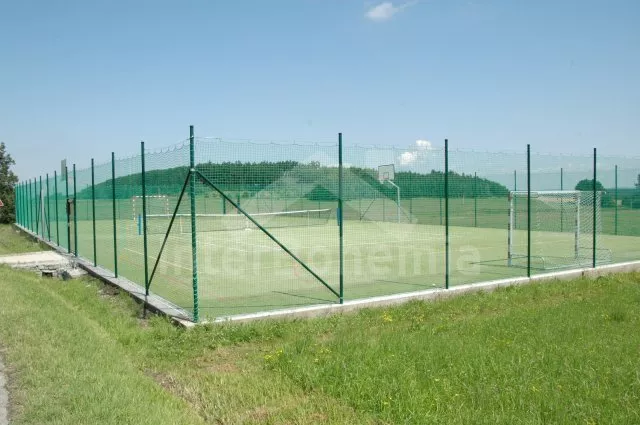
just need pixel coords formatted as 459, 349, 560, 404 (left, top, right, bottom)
15, 128, 640, 321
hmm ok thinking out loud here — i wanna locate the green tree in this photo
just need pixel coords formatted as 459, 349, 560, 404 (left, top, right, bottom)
575, 179, 605, 192
0, 142, 18, 223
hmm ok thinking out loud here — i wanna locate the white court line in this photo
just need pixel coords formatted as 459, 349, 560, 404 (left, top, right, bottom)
122, 247, 192, 272
198, 236, 282, 253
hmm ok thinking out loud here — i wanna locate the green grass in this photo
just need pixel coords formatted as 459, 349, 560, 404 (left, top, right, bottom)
1, 221, 640, 423
0, 225, 47, 255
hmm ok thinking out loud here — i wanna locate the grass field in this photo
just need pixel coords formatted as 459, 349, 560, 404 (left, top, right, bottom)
1, 224, 639, 424
0, 226, 47, 255
22, 195, 640, 319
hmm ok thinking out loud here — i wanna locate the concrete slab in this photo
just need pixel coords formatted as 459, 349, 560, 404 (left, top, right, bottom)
0, 251, 70, 269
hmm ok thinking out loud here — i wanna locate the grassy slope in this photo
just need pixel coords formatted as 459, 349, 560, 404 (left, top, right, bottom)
0, 225, 639, 424
0, 226, 46, 255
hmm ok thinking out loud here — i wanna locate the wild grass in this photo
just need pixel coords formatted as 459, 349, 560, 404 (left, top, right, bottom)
0, 224, 639, 424
0, 225, 46, 255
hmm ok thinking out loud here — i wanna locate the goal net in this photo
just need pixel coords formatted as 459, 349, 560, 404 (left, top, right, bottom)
508, 190, 610, 269
132, 195, 169, 220
145, 208, 333, 235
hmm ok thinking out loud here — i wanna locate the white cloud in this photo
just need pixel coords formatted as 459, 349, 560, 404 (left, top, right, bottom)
398, 139, 433, 164
399, 151, 418, 165
366, 2, 398, 21
365, 1, 415, 22
415, 139, 432, 150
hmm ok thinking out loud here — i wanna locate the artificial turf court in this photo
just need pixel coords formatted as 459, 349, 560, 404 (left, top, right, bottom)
40, 196, 640, 319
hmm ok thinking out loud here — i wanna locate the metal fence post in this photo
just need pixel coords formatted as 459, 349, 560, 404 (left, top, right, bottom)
513, 170, 517, 229
111, 152, 118, 278
189, 125, 200, 322
30, 178, 34, 232
65, 166, 70, 252
527, 145, 531, 278
15, 183, 20, 226
91, 158, 97, 266
593, 148, 597, 268
54, 171, 59, 246
444, 139, 450, 290
560, 167, 564, 232
614, 164, 618, 236
73, 164, 78, 256
46, 174, 51, 241
141, 142, 150, 295
14, 182, 19, 226
474, 171, 478, 227
338, 132, 344, 304
40, 176, 45, 237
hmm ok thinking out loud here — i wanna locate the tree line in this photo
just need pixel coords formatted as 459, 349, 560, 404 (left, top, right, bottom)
81, 161, 510, 201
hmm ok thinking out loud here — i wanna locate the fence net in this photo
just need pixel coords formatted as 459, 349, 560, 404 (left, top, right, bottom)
15, 135, 640, 321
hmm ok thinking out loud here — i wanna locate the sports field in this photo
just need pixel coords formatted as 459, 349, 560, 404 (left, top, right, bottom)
43, 195, 640, 319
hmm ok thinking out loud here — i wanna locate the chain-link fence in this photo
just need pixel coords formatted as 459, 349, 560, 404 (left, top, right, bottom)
14, 129, 640, 321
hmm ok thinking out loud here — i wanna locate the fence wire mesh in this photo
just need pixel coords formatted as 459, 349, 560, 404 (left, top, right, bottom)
15, 133, 640, 321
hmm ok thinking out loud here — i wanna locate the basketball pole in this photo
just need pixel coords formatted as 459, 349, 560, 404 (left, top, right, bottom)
383, 180, 401, 224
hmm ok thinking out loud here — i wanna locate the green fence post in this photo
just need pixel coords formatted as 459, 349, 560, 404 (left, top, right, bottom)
592, 148, 597, 268
14, 182, 19, 226
13, 182, 22, 225
111, 152, 118, 278
46, 174, 51, 241
513, 170, 517, 229
22, 181, 25, 226
29, 178, 34, 232
91, 158, 97, 266
20, 182, 24, 227
141, 142, 150, 295
23, 181, 26, 227
16, 182, 20, 226
54, 171, 59, 246
474, 171, 478, 227
65, 166, 70, 253
444, 139, 449, 290
37, 176, 42, 236
614, 164, 618, 236
73, 164, 78, 256
189, 125, 200, 322
32, 178, 37, 232
560, 167, 564, 232
527, 145, 531, 278
338, 132, 344, 304
15, 182, 19, 226
41, 176, 45, 237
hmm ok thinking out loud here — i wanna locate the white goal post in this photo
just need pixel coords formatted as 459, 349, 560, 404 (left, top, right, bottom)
508, 190, 602, 268
132, 195, 169, 221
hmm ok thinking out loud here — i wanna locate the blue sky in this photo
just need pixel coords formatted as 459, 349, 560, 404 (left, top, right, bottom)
1, 0, 639, 180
